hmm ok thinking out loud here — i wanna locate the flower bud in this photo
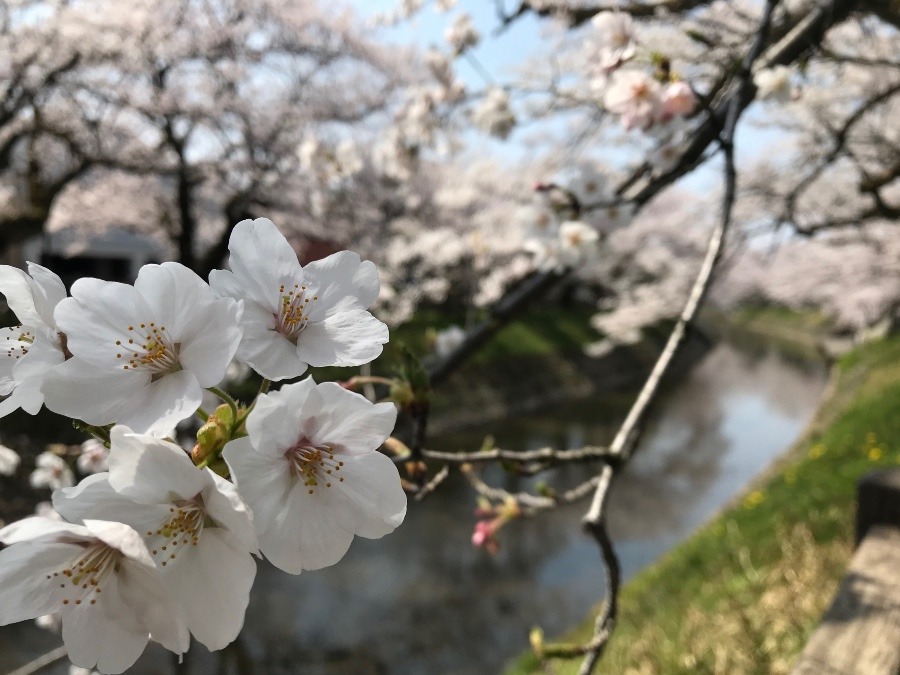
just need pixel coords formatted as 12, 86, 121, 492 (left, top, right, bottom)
191, 404, 236, 465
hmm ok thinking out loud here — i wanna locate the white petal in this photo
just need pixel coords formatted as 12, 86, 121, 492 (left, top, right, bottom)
107, 426, 205, 503
167, 529, 255, 650
222, 438, 291, 536
0, 265, 42, 327
42, 359, 150, 425
53, 473, 171, 535
302, 251, 380, 321
208, 268, 246, 305
296, 307, 387, 367
117, 559, 190, 657
133, 263, 213, 341
176, 296, 242, 387
124, 370, 204, 435
2, 335, 66, 417
54, 280, 155, 368
331, 451, 407, 538
82, 520, 155, 568
259, 484, 353, 574
236, 304, 307, 381
310, 383, 397, 455
0, 541, 78, 624
245, 379, 319, 457
226, 218, 303, 307
202, 471, 258, 554
25, 262, 67, 328
0, 517, 89, 545
46, 361, 203, 435
0, 326, 25, 395
62, 572, 149, 675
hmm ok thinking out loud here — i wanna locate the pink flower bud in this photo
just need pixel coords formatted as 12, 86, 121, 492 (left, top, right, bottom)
660, 81, 696, 119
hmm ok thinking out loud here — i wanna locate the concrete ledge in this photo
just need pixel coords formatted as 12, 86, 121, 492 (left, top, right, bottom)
791, 523, 900, 674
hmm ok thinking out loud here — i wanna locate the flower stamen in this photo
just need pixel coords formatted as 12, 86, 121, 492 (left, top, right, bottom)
147, 500, 205, 567
51, 542, 119, 608
273, 284, 319, 341
284, 441, 345, 494
116, 323, 180, 378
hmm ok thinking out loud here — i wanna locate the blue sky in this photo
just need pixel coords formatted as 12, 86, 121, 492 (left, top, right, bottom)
356, 1, 546, 89
351, 1, 782, 193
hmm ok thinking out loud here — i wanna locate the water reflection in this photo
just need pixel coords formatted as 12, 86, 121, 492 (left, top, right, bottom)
0, 342, 827, 675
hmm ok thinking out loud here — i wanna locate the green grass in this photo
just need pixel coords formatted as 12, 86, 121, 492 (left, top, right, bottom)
508, 335, 900, 675
721, 306, 834, 355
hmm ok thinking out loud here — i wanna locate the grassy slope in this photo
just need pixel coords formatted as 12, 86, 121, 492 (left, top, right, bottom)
509, 335, 900, 675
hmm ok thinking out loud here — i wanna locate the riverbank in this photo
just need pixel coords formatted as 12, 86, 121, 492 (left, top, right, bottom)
507, 332, 900, 674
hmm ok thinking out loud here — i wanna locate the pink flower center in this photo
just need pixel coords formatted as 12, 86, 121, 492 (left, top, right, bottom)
284, 441, 345, 495
274, 283, 320, 341
48, 542, 119, 609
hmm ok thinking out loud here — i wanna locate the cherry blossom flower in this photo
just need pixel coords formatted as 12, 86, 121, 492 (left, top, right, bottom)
659, 81, 697, 120
0, 263, 68, 418
43, 262, 242, 435
518, 202, 559, 241
434, 325, 467, 358
53, 425, 258, 651
604, 70, 662, 130
0, 441, 20, 476
223, 378, 406, 574
76, 439, 109, 475
426, 48, 465, 103
753, 65, 793, 102
591, 11, 637, 71
554, 165, 609, 210
30, 452, 74, 490
471, 87, 516, 140
595, 201, 637, 234
0, 517, 189, 674
558, 221, 600, 266
445, 12, 479, 55
209, 218, 388, 381
297, 134, 326, 173
335, 139, 365, 178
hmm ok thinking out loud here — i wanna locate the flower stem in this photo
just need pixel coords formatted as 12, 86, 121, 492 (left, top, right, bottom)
72, 420, 112, 446
342, 375, 394, 390
196, 407, 209, 422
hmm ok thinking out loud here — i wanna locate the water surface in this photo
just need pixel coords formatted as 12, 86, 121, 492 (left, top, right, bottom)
0, 341, 827, 674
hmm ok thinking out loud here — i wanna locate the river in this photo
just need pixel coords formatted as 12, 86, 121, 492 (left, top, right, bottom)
0, 339, 828, 675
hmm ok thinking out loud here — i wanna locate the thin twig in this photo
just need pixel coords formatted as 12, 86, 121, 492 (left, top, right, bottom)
421, 444, 615, 465
5, 646, 68, 675
414, 464, 450, 502
460, 465, 603, 514
576, 465, 618, 674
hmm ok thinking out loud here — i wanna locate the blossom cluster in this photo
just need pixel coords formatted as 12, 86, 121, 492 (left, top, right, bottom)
590, 11, 698, 173
0, 218, 406, 673
518, 163, 636, 270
